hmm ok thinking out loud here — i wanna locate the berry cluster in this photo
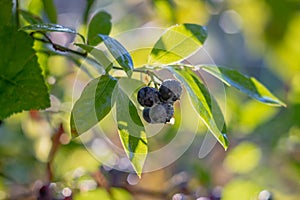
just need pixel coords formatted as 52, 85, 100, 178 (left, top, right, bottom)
137, 79, 182, 124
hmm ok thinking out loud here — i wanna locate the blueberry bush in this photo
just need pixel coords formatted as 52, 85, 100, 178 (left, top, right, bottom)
0, 0, 295, 199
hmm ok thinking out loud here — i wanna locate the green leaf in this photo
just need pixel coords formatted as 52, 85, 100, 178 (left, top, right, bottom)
88, 11, 112, 46
149, 23, 207, 65
0, 26, 50, 120
170, 67, 228, 150
83, 0, 96, 23
0, 0, 12, 27
42, 0, 57, 23
71, 75, 117, 137
99, 34, 134, 76
199, 65, 286, 107
20, 23, 85, 42
116, 88, 148, 177
27, 0, 43, 16
19, 9, 43, 24
21, 23, 76, 33
75, 43, 112, 70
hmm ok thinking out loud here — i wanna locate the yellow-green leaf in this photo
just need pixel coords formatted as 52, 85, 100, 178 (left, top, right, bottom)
41, 0, 57, 23
99, 34, 134, 76
116, 88, 148, 177
199, 65, 286, 107
71, 75, 117, 138
170, 67, 228, 150
149, 23, 207, 65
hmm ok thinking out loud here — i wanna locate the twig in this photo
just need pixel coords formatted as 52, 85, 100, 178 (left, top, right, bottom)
133, 68, 163, 82
30, 31, 166, 83
47, 123, 64, 182
30, 32, 87, 57
92, 170, 116, 200
111, 67, 163, 85
33, 37, 87, 57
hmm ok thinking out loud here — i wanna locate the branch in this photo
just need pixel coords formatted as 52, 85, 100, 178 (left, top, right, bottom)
47, 123, 64, 182
31, 34, 87, 57
92, 170, 116, 200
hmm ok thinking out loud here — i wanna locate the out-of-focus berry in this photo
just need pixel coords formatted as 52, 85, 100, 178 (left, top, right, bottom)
258, 190, 273, 200
38, 185, 52, 200
172, 193, 190, 200
210, 186, 222, 200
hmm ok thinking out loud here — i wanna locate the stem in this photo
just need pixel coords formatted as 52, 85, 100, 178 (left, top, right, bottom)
32, 34, 87, 57
112, 66, 123, 70
31, 32, 106, 77
112, 66, 163, 86
92, 170, 116, 200
170, 63, 194, 68
30, 31, 166, 83
47, 123, 64, 182
133, 68, 163, 82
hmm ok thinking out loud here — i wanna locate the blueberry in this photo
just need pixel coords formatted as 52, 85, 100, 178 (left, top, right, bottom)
142, 108, 151, 123
162, 103, 174, 122
137, 86, 160, 107
159, 85, 174, 102
148, 103, 174, 124
159, 79, 182, 102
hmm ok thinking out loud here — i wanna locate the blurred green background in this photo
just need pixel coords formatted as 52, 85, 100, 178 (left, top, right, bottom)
0, 0, 300, 199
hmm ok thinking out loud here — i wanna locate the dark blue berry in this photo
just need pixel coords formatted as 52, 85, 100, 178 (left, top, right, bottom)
159, 79, 182, 102
137, 87, 160, 107
143, 108, 151, 123
148, 103, 174, 123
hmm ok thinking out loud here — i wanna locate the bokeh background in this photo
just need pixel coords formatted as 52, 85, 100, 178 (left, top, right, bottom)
1, 0, 299, 199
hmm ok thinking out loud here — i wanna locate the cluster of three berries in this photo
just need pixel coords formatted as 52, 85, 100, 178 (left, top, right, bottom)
137, 79, 182, 124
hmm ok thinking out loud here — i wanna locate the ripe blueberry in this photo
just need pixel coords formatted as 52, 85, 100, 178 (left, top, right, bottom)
159, 79, 182, 102
162, 103, 174, 122
137, 86, 160, 107
148, 103, 174, 123
142, 108, 151, 123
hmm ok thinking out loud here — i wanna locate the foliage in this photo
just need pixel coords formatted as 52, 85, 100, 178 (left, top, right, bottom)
0, 0, 285, 178
0, 0, 297, 199
0, 26, 50, 120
